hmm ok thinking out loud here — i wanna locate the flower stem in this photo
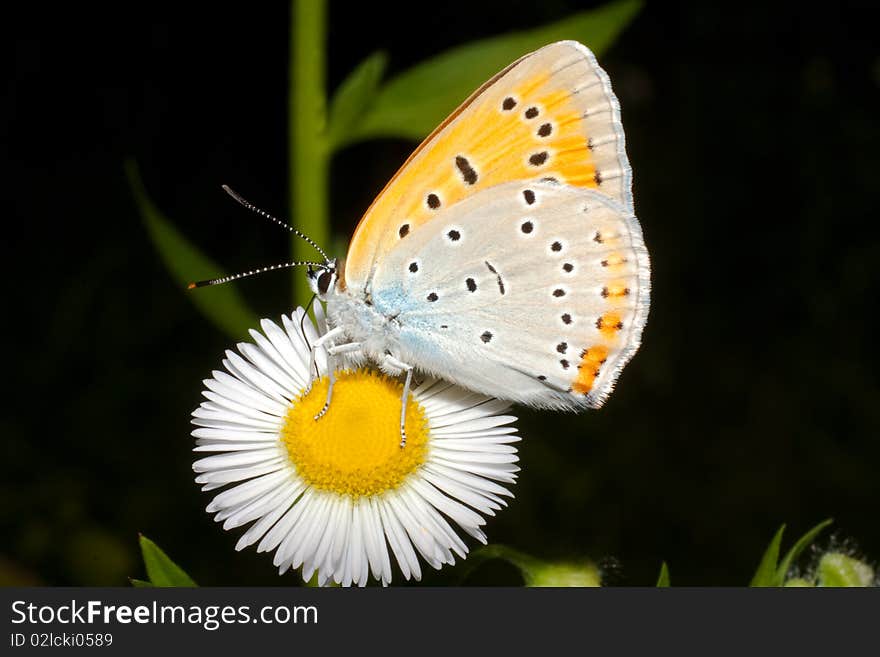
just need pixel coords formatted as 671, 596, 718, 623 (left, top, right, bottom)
289, 0, 329, 305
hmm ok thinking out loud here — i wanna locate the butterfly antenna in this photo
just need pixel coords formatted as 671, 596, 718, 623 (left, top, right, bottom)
221, 185, 330, 262
187, 260, 329, 289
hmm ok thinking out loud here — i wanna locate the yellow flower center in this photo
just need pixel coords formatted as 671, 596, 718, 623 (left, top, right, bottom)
280, 369, 430, 498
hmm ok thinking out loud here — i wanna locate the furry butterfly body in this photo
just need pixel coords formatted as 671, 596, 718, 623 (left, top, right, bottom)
302, 40, 650, 437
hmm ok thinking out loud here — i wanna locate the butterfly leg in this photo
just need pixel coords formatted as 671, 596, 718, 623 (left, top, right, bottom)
313, 341, 363, 421
304, 326, 346, 395
381, 354, 414, 448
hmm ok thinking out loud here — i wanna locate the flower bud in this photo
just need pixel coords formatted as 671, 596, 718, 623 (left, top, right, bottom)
817, 553, 875, 587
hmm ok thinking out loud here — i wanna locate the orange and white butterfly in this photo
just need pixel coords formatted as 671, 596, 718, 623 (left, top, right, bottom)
207, 41, 650, 445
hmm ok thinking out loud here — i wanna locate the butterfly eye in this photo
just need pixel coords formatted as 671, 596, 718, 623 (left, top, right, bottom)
317, 270, 333, 294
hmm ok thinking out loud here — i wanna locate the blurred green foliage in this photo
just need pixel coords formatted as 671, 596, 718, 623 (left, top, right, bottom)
127, 161, 259, 338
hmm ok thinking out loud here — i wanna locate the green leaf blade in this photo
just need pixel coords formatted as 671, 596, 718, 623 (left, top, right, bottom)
327, 51, 388, 150
139, 535, 197, 587
750, 525, 785, 587
350, 0, 642, 143
776, 519, 833, 584
126, 160, 259, 338
656, 562, 670, 587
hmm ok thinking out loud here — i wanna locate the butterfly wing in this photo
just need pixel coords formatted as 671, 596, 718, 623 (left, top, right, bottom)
343, 40, 632, 295
370, 180, 649, 409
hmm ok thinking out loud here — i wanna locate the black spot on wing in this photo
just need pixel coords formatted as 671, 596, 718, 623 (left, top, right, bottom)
484, 261, 505, 295
529, 151, 549, 166
455, 156, 478, 185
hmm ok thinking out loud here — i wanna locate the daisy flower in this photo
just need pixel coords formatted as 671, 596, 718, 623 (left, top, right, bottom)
191, 307, 520, 586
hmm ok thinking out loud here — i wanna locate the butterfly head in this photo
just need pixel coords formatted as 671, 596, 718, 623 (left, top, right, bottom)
307, 258, 341, 299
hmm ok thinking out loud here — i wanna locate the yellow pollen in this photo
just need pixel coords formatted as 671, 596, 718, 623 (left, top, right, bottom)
281, 369, 430, 498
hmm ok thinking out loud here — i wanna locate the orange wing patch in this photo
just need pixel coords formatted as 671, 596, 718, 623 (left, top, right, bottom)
571, 345, 609, 395
343, 41, 631, 292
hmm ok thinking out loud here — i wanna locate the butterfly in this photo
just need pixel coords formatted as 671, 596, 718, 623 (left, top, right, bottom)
198, 41, 650, 446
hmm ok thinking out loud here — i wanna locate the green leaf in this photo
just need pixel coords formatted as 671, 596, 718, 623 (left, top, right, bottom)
129, 578, 154, 588
750, 525, 785, 587
327, 51, 388, 150
656, 562, 670, 587
776, 518, 833, 584
349, 0, 642, 143
125, 160, 259, 338
138, 535, 197, 587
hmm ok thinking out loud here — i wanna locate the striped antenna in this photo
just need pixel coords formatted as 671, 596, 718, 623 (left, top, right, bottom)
221, 185, 330, 262
187, 260, 329, 289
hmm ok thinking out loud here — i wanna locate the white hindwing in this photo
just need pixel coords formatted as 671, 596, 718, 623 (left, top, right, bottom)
367, 180, 650, 409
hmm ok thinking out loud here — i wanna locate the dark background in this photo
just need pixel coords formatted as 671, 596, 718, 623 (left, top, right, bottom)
4, 1, 879, 586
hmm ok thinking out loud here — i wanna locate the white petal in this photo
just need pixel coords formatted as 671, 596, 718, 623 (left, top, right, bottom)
432, 415, 518, 435
194, 458, 286, 484
225, 351, 290, 403
428, 399, 514, 428
398, 485, 467, 560
407, 477, 486, 530
258, 488, 313, 553
274, 493, 330, 568
191, 427, 278, 442
384, 492, 444, 569
201, 390, 285, 425
192, 405, 281, 432
347, 503, 364, 587
420, 468, 503, 515
430, 451, 519, 470
367, 497, 393, 585
357, 501, 383, 582
261, 319, 311, 380
206, 470, 290, 513
308, 497, 346, 581
430, 427, 520, 441
193, 447, 283, 472
205, 373, 287, 416
376, 499, 418, 581
238, 342, 300, 395
221, 481, 300, 529
250, 326, 308, 389
423, 462, 514, 499
428, 439, 518, 453
235, 485, 301, 550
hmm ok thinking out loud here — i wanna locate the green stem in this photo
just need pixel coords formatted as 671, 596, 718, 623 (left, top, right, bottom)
289, 0, 329, 306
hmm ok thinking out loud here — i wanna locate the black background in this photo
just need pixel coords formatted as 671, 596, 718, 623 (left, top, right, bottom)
4, 1, 880, 586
